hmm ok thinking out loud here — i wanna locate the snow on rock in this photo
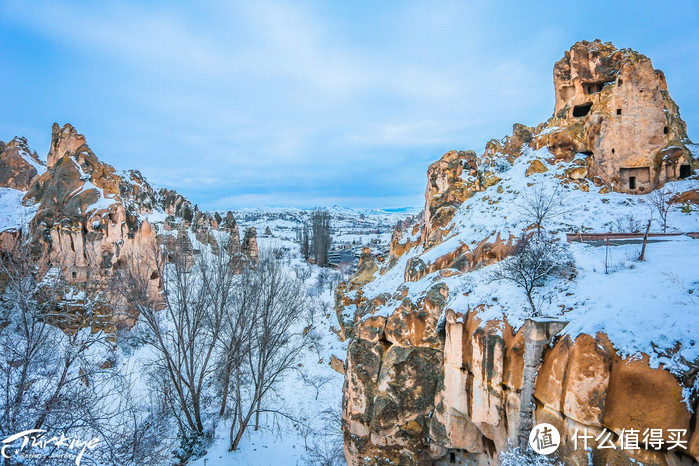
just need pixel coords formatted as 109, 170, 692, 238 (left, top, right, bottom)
0, 187, 37, 231
339, 40, 699, 465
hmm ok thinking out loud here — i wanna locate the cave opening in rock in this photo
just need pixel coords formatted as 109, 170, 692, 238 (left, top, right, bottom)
572, 103, 592, 118
379, 335, 392, 353
664, 126, 669, 134
617, 108, 622, 115
449, 452, 456, 463
680, 164, 691, 179
620, 167, 651, 192
482, 436, 496, 456
582, 81, 607, 94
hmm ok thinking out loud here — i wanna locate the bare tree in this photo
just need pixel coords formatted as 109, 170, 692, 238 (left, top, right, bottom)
491, 234, 573, 315
216, 265, 256, 418
298, 370, 334, 401
222, 252, 309, 451
114, 234, 231, 458
310, 209, 332, 266
647, 186, 675, 233
519, 184, 566, 236
0, 232, 115, 463
297, 223, 310, 261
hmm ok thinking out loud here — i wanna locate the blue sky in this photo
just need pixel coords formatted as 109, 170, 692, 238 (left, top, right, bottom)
1, 1, 698, 210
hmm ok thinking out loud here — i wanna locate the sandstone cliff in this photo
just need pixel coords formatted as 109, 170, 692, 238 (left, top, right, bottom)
0, 123, 257, 330
338, 41, 698, 465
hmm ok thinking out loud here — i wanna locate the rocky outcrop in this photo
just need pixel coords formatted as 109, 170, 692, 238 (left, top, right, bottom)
422, 150, 503, 250
0, 137, 44, 191
338, 41, 698, 465
535, 39, 694, 193
241, 226, 258, 260
430, 311, 695, 465
0, 123, 255, 330
343, 284, 448, 465
349, 248, 379, 291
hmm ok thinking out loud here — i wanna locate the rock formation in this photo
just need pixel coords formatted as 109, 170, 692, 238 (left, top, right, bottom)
0, 137, 44, 191
0, 123, 257, 330
338, 41, 698, 465
535, 40, 693, 193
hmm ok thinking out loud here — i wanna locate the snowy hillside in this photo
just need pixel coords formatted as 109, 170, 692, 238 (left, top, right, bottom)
352, 144, 699, 400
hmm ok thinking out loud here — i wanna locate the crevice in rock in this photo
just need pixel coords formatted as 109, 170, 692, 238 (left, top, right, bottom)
379, 335, 392, 355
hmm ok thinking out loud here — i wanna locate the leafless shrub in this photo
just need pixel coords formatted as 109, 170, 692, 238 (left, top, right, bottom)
646, 186, 675, 232
301, 407, 345, 466
614, 214, 647, 233
499, 440, 563, 465
519, 184, 567, 236
491, 234, 573, 315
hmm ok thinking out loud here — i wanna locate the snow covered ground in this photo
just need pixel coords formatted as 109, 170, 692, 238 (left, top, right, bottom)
231, 206, 412, 248
190, 235, 349, 466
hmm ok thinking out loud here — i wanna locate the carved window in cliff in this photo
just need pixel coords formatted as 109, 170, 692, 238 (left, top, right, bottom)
680, 164, 692, 179
616, 108, 622, 115
449, 452, 456, 463
620, 167, 651, 192
572, 103, 592, 118
664, 126, 669, 134
582, 81, 608, 95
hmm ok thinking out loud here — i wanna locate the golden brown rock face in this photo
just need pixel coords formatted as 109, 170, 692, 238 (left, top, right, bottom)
433, 316, 694, 465
423, 150, 482, 249
0, 137, 43, 190
241, 226, 259, 261
0, 123, 255, 331
536, 39, 694, 193
338, 40, 698, 465
349, 248, 379, 291
342, 286, 446, 465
